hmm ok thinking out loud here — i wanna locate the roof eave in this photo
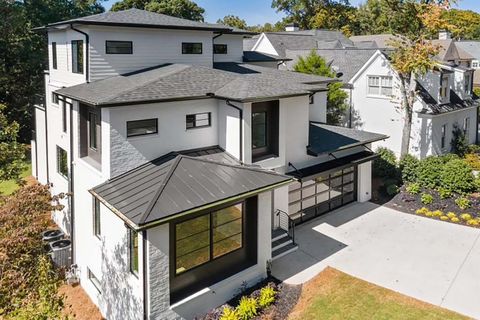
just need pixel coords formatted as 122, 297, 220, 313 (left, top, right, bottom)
308, 135, 389, 157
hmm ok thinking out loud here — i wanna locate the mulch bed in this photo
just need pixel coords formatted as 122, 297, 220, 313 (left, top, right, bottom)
197, 276, 302, 320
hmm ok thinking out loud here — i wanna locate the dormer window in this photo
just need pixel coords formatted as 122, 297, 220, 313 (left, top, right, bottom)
465, 73, 472, 95
367, 76, 393, 97
440, 74, 449, 102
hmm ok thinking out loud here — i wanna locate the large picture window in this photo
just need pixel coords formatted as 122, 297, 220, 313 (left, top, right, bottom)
127, 118, 158, 137
182, 42, 202, 54
106, 40, 133, 54
72, 40, 84, 74
174, 203, 243, 275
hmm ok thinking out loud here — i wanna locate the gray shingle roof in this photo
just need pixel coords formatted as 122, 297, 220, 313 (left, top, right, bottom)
243, 51, 290, 62
416, 82, 479, 115
56, 63, 335, 105
285, 48, 378, 83
456, 41, 480, 59
91, 146, 291, 228
350, 34, 398, 49
40, 8, 254, 33
308, 122, 388, 155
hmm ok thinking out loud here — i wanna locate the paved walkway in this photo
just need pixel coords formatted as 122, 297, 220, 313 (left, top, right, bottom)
271, 202, 480, 319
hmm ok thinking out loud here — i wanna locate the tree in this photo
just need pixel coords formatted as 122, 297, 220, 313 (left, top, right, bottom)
248, 20, 287, 33
217, 15, 248, 30
309, 1, 358, 36
271, 0, 351, 29
386, 0, 453, 156
354, 0, 392, 35
0, 104, 27, 186
443, 9, 480, 40
294, 50, 349, 125
0, 0, 105, 143
111, 0, 205, 21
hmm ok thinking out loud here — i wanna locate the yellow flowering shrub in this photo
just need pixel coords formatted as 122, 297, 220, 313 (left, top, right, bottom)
460, 213, 472, 221
467, 219, 480, 227
440, 216, 449, 221
416, 207, 430, 215
446, 212, 457, 219
451, 217, 460, 223
432, 210, 443, 217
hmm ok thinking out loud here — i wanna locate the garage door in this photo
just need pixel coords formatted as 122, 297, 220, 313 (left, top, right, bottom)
288, 165, 357, 224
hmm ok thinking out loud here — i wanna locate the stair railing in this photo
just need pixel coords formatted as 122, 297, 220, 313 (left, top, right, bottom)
275, 209, 295, 245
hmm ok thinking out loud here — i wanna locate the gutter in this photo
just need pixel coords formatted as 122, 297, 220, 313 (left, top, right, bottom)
45, 99, 50, 183
142, 230, 148, 320
225, 100, 244, 162
68, 99, 75, 265
70, 24, 90, 83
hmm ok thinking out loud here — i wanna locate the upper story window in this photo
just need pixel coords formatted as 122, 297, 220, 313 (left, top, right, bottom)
79, 104, 101, 167
186, 112, 211, 129
52, 42, 57, 69
129, 228, 139, 276
309, 94, 314, 105
182, 42, 202, 54
106, 41, 133, 54
72, 40, 84, 74
127, 119, 158, 137
464, 117, 470, 136
213, 44, 228, 54
93, 197, 101, 238
473, 61, 479, 68
62, 100, 67, 133
174, 202, 243, 275
52, 92, 59, 105
441, 124, 447, 149
440, 74, 449, 102
367, 76, 393, 97
56, 146, 68, 179
465, 73, 472, 94
251, 100, 279, 162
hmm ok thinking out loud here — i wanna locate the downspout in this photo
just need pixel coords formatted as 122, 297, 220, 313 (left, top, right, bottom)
142, 230, 148, 320
32, 105, 38, 179
70, 24, 89, 83
212, 33, 223, 65
349, 87, 353, 128
45, 99, 50, 183
225, 100, 244, 162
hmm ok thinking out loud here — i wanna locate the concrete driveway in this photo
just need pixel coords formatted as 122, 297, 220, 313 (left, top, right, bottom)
271, 202, 480, 319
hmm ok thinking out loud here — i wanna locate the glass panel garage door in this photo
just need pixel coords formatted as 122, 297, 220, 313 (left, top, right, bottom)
288, 166, 357, 224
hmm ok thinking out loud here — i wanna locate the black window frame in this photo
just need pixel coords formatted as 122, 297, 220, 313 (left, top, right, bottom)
251, 100, 279, 162
62, 100, 67, 133
56, 146, 68, 179
186, 112, 211, 130
87, 268, 101, 293
182, 42, 203, 54
309, 94, 314, 105
88, 111, 98, 150
52, 92, 59, 105
126, 118, 158, 138
441, 124, 447, 149
106, 40, 133, 54
129, 228, 139, 276
71, 40, 84, 74
52, 42, 57, 69
213, 44, 228, 54
93, 197, 101, 238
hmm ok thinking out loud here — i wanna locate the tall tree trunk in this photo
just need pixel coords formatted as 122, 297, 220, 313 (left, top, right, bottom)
400, 72, 417, 157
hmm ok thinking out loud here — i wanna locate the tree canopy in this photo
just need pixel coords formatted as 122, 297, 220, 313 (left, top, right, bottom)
111, 0, 205, 21
217, 15, 248, 30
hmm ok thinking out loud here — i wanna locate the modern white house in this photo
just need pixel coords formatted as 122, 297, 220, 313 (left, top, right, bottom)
31, 9, 387, 319
247, 29, 479, 158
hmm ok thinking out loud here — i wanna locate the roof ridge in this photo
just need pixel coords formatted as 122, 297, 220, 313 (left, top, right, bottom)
140, 155, 185, 224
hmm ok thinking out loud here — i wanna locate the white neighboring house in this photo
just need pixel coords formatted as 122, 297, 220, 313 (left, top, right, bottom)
248, 29, 479, 158
456, 40, 480, 88
31, 9, 387, 320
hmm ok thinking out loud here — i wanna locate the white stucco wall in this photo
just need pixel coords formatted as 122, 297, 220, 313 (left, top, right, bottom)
251, 34, 278, 56
147, 192, 273, 320
213, 34, 244, 63
309, 91, 328, 123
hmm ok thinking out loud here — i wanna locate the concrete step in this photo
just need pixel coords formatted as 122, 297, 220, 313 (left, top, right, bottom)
272, 242, 298, 261
272, 235, 293, 251
272, 228, 288, 242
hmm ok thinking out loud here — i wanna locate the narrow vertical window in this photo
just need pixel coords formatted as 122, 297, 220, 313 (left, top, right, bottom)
93, 197, 101, 238
464, 117, 470, 137
129, 229, 139, 275
88, 111, 97, 150
88, 268, 101, 293
62, 100, 67, 133
72, 40, 84, 74
441, 124, 447, 149
56, 146, 68, 178
52, 42, 57, 69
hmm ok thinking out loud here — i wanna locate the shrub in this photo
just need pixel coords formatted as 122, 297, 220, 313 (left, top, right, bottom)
440, 159, 476, 194
460, 213, 473, 221
416, 156, 445, 189
386, 184, 399, 196
451, 217, 460, 223
464, 153, 480, 171
437, 187, 452, 199
416, 207, 430, 215
455, 197, 471, 210
466, 144, 480, 155
258, 286, 276, 309
220, 306, 239, 320
451, 123, 469, 156
406, 183, 421, 195
373, 147, 398, 179
447, 212, 457, 218
421, 193, 434, 205
432, 210, 443, 217
236, 297, 257, 320
467, 219, 479, 227
399, 154, 419, 183
440, 216, 449, 221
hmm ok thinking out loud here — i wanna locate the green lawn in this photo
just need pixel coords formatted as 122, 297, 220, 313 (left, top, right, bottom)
0, 162, 32, 195
289, 267, 469, 320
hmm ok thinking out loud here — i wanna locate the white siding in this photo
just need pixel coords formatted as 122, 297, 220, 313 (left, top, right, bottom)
251, 33, 278, 56
213, 34, 244, 63
89, 26, 214, 81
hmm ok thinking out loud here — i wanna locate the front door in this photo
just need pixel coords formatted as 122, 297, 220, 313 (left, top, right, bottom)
288, 165, 357, 225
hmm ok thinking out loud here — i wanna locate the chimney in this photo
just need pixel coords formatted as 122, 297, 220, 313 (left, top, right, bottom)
285, 22, 299, 32
439, 30, 451, 40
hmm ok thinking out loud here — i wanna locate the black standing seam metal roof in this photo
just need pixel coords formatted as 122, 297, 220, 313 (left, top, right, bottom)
90, 146, 292, 229
308, 122, 389, 156
416, 82, 479, 115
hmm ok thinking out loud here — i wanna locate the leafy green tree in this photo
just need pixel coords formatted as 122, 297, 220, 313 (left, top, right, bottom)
354, 0, 391, 35
111, 0, 205, 21
0, 104, 27, 186
310, 1, 358, 36
443, 9, 480, 40
294, 50, 348, 125
271, 0, 351, 30
217, 15, 248, 30
248, 20, 287, 33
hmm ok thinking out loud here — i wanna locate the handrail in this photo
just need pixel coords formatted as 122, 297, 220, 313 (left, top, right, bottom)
275, 209, 295, 245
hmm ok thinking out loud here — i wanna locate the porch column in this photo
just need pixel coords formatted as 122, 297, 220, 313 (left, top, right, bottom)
357, 161, 372, 203
273, 185, 289, 229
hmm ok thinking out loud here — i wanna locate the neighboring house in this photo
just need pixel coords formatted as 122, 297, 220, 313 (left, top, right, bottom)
31, 9, 386, 320
248, 29, 479, 158
456, 40, 480, 87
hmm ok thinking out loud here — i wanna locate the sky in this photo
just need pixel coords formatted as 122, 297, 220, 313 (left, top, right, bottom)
104, 0, 480, 25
